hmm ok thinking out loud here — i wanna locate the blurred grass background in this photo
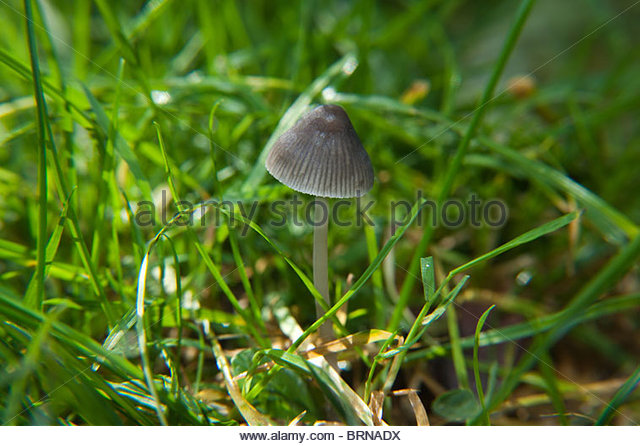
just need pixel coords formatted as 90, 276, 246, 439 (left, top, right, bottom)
1, 0, 639, 426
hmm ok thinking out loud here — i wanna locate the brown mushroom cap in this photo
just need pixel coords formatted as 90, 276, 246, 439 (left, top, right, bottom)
265, 105, 374, 198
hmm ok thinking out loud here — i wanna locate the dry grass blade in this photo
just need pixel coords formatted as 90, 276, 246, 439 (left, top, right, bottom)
304, 329, 403, 359
288, 410, 307, 426
369, 390, 385, 426
204, 321, 274, 426
393, 389, 430, 426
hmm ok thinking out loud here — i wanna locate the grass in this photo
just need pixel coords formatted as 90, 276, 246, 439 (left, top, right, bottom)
1, 0, 640, 426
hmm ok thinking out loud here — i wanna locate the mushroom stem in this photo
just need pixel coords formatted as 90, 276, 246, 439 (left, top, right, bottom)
313, 197, 333, 343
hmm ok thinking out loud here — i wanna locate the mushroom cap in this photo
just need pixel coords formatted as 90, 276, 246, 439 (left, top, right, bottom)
265, 105, 374, 198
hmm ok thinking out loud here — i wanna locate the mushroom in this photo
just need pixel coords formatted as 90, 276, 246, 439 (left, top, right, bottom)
265, 104, 374, 348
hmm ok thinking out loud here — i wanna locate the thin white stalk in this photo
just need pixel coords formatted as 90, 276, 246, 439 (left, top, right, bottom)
313, 197, 334, 343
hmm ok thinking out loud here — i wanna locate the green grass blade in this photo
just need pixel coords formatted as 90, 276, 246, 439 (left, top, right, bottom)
420, 256, 434, 303
479, 137, 638, 242
160, 233, 184, 397
106, 59, 127, 300
449, 211, 580, 279
135, 246, 169, 425
596, 364, 640, 425
363, 330, 401, 403
448, 305, 469, 390
365, 224, 385, 328
473, 305, 495, 425
420, 276, 470, 331
383, 275, 470, 359
537, 351, 568, 425
24, 187, 76, 305
24, 0, 48, 311
99, 308, 136, 361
